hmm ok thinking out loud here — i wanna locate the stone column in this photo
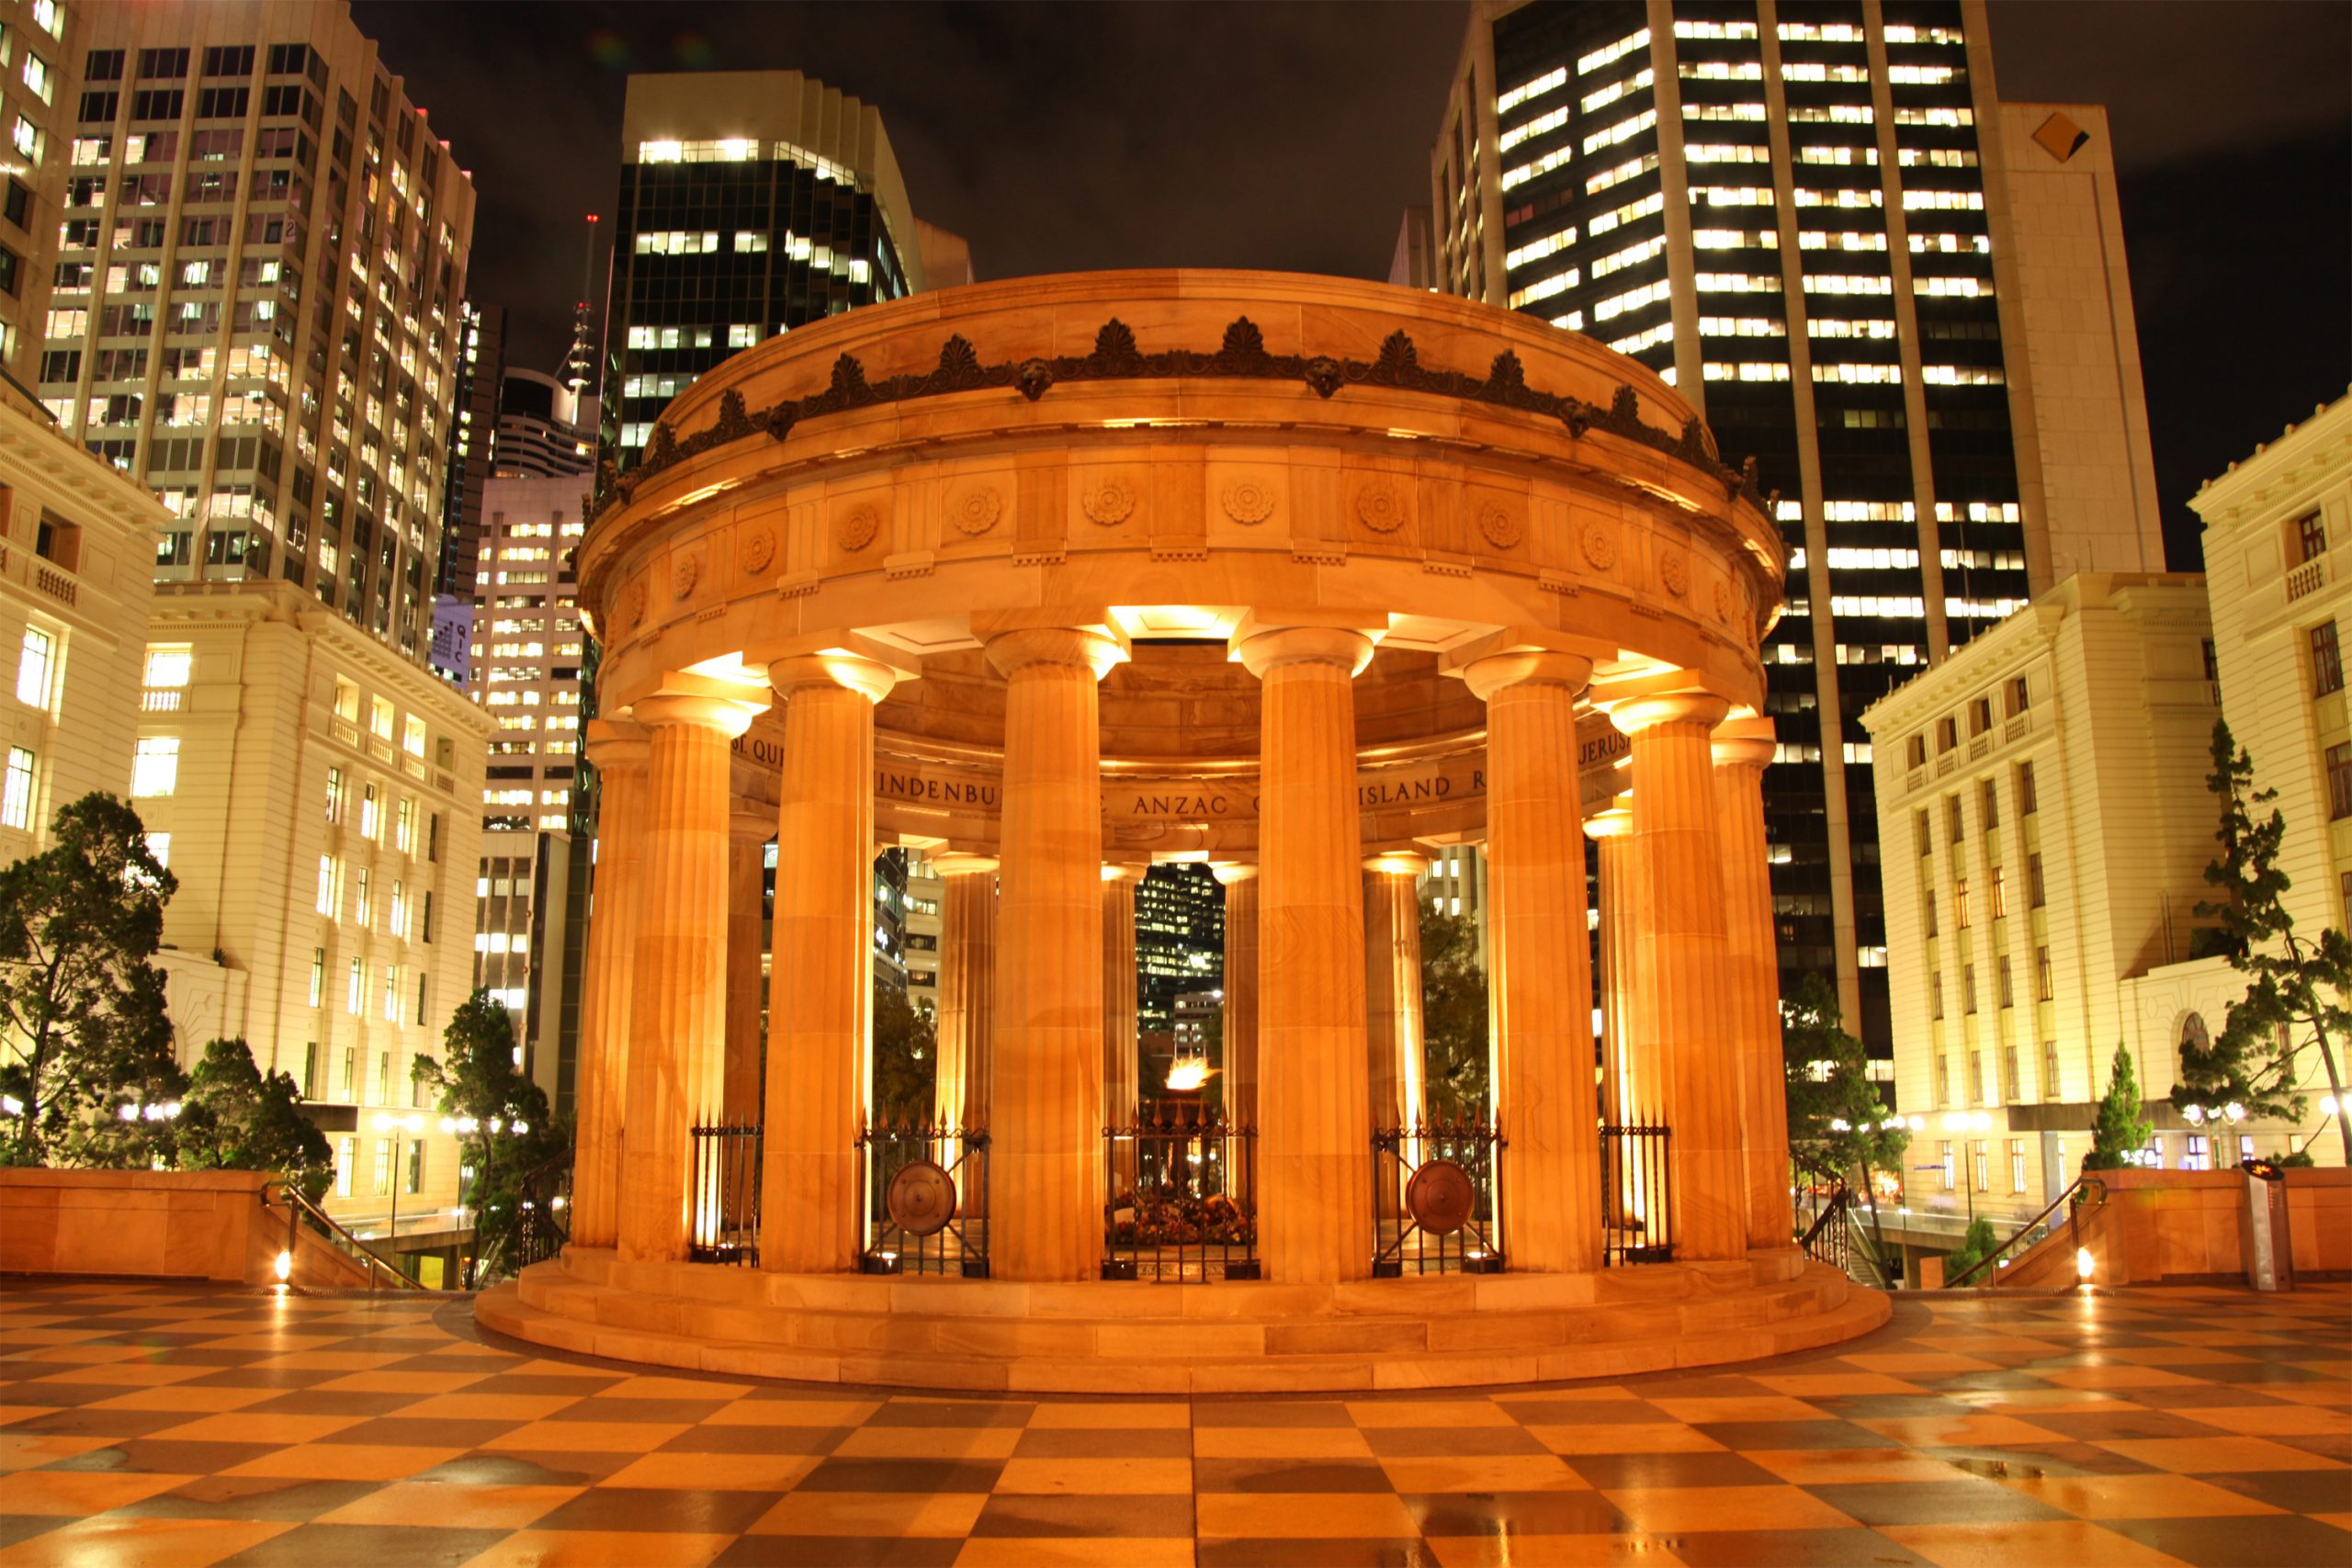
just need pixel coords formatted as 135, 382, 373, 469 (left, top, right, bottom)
1362, 852, 1429, 1132
1585, 797, 1659, 1231
1102, 863, 1143, 1199
570, 719, 647, 1251
1211, 863, 1260, 1132
988, 625, 1124, 1282
1237, 624, 1375, 1286
618, 689, 761, 1263
930, 853, 999, 1132
1715, 719, 1792, 1251
1617, 693, 1744, 1262
723, 808, 769, 1124
761, 655, 901, 1276
1466, 653, 1600, 1274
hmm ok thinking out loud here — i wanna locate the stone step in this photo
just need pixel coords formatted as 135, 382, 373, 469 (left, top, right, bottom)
479, 1255, 1886, 1394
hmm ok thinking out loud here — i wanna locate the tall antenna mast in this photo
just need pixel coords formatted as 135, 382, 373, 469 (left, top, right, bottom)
563, 214, 599, 395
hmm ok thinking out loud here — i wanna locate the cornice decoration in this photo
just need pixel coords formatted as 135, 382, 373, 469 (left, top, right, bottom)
592, 317, 1779, 525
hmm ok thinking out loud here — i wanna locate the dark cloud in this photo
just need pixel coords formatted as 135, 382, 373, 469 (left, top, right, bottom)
356, 0, 2346, 566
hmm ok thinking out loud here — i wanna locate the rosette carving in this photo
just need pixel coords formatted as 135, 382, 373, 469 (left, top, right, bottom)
1713, 579, 1734, 623
671, 553, 701, 600
1080, 478, 1137, 526
1477, 502, 1522, 549
1581, 524, 1618, 570
836, 503, 880, 552
1221, 478, 1275, 525
1660, 548, 1690, 597
621, 577, 647, 628
951, 487, 1002, 536
1355, 478, 1407, 534
741, 526, 775, 574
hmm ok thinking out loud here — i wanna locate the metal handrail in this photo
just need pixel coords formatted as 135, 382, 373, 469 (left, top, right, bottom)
1944, 1172, 2108, 1289
265, 1179, 426, 1290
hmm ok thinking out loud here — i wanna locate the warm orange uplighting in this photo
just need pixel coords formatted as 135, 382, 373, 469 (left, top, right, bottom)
1164, 1057, 1215, 1093
274, 1249, 292, 1282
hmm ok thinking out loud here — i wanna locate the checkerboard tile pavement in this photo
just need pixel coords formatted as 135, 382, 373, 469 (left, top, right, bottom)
0, 1278, 2345, 1566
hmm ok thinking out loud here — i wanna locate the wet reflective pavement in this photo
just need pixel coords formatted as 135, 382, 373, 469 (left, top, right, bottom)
1, 1279, 2345, 1566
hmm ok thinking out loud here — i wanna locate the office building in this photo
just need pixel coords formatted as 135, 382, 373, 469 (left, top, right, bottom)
1136, 863, 1221, 1035
131, 578, 492, 1242
464, 472, 586, 1101
1862, 572, 2256, 1225
0, 0, 74, 390
604, 71, 931, 470
901, 848, 943, 1020
46, 0, 478, 671
1, 383, 167, 863
492, 368, 591, 479
1420, 0, 2164, 1046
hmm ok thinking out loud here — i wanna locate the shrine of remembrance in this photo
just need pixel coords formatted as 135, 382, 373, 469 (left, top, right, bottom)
478, 270, 1890, 1392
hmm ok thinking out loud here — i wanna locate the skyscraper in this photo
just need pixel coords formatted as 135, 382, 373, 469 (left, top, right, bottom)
50, 3, 478, 666
1420, 0, 2164, 1045
1136, 865, 1223, 1036
0, 0, 74, 390
605, 71, 931, 470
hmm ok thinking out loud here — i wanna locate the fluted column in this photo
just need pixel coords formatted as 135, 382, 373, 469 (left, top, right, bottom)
724, 808, 769, 1124
1238, 624, 1375, 1286
1618, 692, 1743, 1262
1102, 864, 1142, 1130
931, 853, 999, 1132
761, 655, 902, 1276
1363, 852, 1429, 1131
1585, 796, 1659, 1231
571, 719, 647, 1250
1715, 719, 1792, 1251
618, 689, 761, 1263
1467, 653, 1600, 1274
1211, 863, 1260, 1134
988, 625, 1125, 1281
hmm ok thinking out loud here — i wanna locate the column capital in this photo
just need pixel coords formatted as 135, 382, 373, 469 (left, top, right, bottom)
984, 625, 1128, 681
1582, 795, 1636, 840
768, 651, 910, 705
584, 716, 650, 772
1209, 860, 1259, 886
1459, 650, 1594, 703
1100, 861, 1148, 885
1363, 849, 1431, 877
1711, 715, 1777, 773
632, 680, 766, 738
1611, 692, 1732, 736
930, 851, 1000, 878
1233, 622, 1376, 679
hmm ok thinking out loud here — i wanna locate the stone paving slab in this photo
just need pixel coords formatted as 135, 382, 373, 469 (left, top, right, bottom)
0, 1278, 2345, 1566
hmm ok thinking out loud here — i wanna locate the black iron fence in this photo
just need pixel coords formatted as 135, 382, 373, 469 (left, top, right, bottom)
1373, 1117, 1505, 1276
1103, 1105, 1258, 1281
1600, 1123, 1673, 1266
513, 1154, 573, 1273
687, 1122, 763, 1266
860, 1120, 989, 1277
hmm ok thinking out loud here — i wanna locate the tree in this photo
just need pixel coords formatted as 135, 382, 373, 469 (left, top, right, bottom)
2187, 720, 2352, 1164
871, 986, 936, 1122
2082, 1041, 2153, 1173
412, 989, 563, 1284
1781, 973, 1909, 1258
0, 794, 185, 1168
1942, 1216, 1999, 1287
178, 1038, 334, 1201
1419, 900, 1490, 1119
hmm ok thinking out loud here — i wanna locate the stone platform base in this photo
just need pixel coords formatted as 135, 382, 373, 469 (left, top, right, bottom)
475, 1247, 1890, 1393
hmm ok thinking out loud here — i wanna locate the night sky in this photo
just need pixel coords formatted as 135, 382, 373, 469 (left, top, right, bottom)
352, 0, 2350, 571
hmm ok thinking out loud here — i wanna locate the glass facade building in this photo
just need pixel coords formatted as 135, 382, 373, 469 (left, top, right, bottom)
1137, 864, 1224, 1035
1425, 0, 2164, 1048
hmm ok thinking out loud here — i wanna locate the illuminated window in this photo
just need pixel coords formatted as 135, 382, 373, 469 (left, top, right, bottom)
132, 737, 179, 796
1585, 154, 1658, 197
1496, 67, 1566, 115
1577, 29, 1648, 74
1498, 105, 1566, 152
16, 627, 56, 709
1, 746, 34, 829
2036, 946, 2053, 1002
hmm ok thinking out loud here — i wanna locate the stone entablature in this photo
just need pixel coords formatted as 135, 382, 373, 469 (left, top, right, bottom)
579, 272, 1785, 742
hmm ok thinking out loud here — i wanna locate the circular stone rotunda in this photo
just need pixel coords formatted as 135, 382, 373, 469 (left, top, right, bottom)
479, 270, 1890, 1393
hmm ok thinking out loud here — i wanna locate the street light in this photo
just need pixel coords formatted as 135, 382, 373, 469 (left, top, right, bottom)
373, 1111, 424, 1277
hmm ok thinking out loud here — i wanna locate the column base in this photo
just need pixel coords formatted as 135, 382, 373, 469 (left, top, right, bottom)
477, 1245, 1887, 1394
